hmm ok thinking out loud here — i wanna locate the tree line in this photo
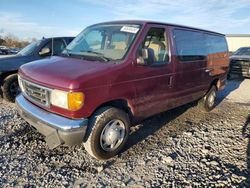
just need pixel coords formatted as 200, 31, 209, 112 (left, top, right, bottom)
0, 34, 37, 48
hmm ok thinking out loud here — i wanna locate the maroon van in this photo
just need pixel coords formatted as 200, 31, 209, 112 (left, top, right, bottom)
16, 21, 229, 160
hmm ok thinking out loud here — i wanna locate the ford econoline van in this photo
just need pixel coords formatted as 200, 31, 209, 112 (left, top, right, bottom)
16, 21, 229, 160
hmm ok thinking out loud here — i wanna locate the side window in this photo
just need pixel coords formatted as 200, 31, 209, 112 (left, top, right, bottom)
174, 29, 206, 62
43, 40, 52, 50
205, 34, 228, 54
67, 38, 74, 44
137, 27, 169, 65
39, 39, 52, 56
53, 39, 66, 55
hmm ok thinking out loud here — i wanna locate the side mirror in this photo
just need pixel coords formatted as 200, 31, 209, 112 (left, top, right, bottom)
39, 47, 51, 56
136, 48, 154, 65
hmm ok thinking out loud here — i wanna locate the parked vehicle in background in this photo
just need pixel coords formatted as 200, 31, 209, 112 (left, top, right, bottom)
0, 37, 74, 102
9, 48, 21, 54
229, 47, 250, 78
0, 46, 9, 55
16, 20, 229, 160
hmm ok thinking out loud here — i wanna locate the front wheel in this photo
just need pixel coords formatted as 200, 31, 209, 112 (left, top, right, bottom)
199, 85, 217, 112
2, 74, 20, 102
83, 107, 130, 160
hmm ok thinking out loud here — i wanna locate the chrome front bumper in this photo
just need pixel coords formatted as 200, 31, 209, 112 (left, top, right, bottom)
16, 94, 88, 149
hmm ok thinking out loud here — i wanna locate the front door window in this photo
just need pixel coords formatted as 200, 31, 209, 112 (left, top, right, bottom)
137, 27, 169, 65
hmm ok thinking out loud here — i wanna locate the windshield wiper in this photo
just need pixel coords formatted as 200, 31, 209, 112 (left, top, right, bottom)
84, 50, 111, 62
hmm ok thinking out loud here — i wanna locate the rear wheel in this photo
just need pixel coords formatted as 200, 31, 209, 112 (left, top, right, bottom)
2, 74, 20, 102
199, 85, 217, 112
83, 107, 130, 160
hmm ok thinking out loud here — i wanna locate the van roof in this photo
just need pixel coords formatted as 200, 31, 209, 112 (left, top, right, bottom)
92, 20, 224, 36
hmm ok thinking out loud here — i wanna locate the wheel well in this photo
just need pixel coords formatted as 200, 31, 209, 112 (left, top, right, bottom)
0, 71, 17, 86
210, 78, 219, 90
95, 99, 134, 120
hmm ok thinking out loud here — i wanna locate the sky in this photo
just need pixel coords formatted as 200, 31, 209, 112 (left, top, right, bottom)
0, 0, 250, 41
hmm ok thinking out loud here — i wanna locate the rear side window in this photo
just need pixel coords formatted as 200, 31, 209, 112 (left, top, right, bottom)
205, 34, 228, 54
174, 29, 206, 62
174, 29, 228, 62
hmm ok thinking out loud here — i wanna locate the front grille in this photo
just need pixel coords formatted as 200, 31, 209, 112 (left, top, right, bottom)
19, 77, 51, 107
230, 59, 250, 66
230, 59, 250, 75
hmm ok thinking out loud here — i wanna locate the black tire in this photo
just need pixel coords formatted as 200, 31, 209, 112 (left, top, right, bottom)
0, 87, 3, 100
2, 74, 20, 102
83, 107, 130, 160
199, 85, 217, 112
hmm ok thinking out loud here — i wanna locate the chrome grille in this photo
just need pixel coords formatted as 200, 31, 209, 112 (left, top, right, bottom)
19, 77, 51, 107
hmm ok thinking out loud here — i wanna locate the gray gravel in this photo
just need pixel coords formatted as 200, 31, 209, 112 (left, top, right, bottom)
0, 79, 250, 187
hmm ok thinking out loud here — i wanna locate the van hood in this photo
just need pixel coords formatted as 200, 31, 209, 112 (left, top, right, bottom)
0, 54, 32, 72
230, 55, 250, 61
19, 56, 115, 90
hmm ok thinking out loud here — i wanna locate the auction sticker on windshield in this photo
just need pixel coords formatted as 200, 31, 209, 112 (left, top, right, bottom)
121, 26, 139, 33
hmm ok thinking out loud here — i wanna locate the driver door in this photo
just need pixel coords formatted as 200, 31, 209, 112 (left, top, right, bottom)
131, 24, 175, 118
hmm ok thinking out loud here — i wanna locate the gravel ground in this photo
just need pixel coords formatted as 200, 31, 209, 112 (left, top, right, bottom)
0, 79, 250, 187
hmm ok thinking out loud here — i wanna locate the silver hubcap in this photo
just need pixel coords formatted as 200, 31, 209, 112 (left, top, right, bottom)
208, 90, 216, 107
100, 119, 126, 152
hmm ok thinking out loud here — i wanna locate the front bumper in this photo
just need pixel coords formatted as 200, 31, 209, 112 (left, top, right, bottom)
16, 94, 88, 149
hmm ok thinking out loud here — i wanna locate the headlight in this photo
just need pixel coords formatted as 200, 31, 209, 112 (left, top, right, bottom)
50, 90, 84, 111
18, 75, 25, 92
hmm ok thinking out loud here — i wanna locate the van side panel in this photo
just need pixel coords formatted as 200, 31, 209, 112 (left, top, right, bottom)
170, 27, 229, 107
170, 27, 209, 106
80, 27, 229, 120
205, 34, 229, 89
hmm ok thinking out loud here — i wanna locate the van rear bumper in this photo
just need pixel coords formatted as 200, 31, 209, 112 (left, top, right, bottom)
16, 94, 88, 149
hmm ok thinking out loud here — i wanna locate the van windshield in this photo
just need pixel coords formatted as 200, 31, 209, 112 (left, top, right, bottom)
62, 24, 141, 62
18, 40, 42, 56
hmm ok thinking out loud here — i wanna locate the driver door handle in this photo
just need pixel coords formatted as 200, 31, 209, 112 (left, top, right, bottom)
168, 76, 173, 87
